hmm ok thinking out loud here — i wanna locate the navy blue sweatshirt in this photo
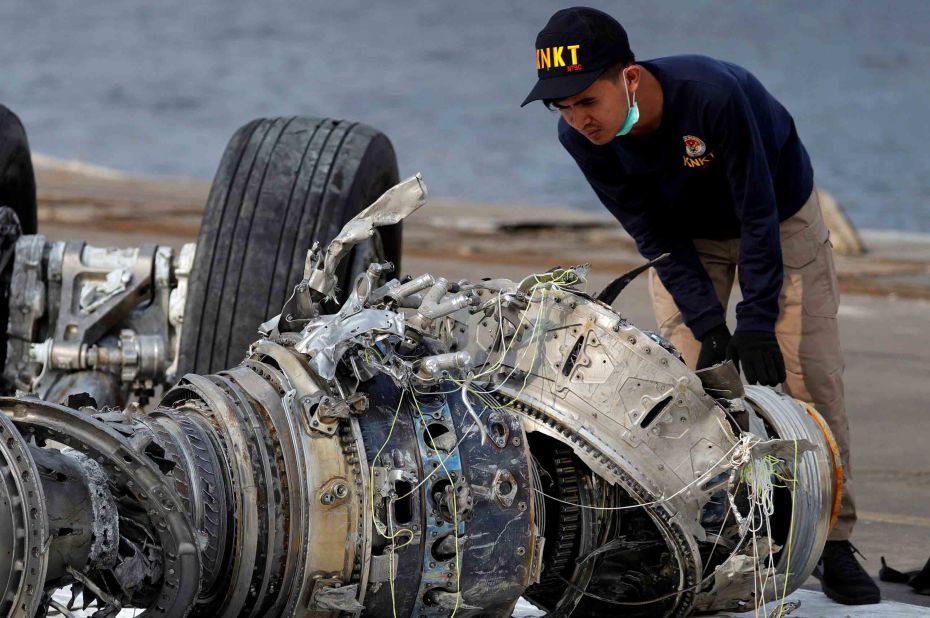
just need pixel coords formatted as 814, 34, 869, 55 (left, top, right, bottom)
559, 55, 813, 339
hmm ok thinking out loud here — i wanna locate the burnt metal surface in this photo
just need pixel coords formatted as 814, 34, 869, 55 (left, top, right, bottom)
2, 398, 201, 616
0, 174, 840, 617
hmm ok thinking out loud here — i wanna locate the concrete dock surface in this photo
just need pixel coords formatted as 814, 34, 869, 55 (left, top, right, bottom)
33, 163, 930, 614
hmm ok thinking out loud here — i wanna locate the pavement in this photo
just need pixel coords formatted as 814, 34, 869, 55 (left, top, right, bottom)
33, 163, 930, 615
512, 589, 930, 617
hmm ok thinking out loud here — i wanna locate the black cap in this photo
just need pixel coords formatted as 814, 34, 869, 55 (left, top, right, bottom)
521, 7, 633, 107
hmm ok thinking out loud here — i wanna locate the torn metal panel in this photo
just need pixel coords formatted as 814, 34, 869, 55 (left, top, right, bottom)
695, 361, 745, 399
295, 308, 405, 380
306, 174, 428, 299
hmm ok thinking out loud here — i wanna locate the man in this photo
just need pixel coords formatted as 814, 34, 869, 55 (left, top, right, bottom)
521, 7, 880, 606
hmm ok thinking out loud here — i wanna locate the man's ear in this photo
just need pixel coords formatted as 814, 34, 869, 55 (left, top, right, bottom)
625, 65, 641, 94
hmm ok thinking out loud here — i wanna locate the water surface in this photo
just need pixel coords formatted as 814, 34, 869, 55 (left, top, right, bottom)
1, 1, 928, 231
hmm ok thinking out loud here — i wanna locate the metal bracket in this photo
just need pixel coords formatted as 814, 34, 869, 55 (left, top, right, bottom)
300, 394, 338, 435
318, 393, 369, 420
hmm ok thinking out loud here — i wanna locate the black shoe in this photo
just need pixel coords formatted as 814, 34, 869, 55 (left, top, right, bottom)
814, 540, 882, 605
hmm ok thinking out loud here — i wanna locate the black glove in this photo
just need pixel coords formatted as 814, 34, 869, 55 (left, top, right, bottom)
697, 323, 731, 370
726, 330, 786, 386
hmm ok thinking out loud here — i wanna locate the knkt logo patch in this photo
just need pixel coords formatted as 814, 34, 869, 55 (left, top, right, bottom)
683, 135, 706, 158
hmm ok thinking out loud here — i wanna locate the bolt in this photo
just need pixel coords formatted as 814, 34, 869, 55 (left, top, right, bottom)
333, 483, 349, 498
516, 546, 526, 556
320, 493, 335, 505
511, 436, 521, 447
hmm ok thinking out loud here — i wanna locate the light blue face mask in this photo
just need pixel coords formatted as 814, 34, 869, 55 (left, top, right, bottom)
616, 70, 639, 137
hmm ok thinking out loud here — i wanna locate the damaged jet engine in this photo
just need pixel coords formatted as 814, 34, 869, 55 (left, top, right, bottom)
0, 116, 842, 617
0, 174, 843, 617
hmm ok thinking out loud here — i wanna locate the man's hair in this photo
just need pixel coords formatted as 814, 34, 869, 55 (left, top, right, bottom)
542, 60, 634, 110
598, 61, 628, 83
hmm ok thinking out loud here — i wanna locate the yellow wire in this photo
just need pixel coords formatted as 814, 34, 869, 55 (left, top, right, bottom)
775, 440, 799, 617
472, 282, 547, 381
368, 389, 413, 618
473, 285, 550, 402
738, 442, 800, 617
387, 509, 397, 615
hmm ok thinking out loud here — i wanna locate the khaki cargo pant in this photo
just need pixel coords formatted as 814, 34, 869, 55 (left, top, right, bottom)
648, 189, 856, 541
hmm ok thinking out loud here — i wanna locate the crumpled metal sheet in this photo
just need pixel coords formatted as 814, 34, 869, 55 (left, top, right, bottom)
693, 549, 786, 612
307, 173, 427, 298
337, 173, 427, 244
312, 583, 365, 611
295, 309, 405, 380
